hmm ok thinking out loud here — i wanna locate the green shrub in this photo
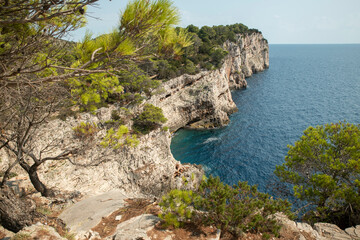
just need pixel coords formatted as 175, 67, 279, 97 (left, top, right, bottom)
101, 125, 139, 149
102, 110, 125, 129
275, 121, 360, 228
159, 176, 293, 238
124, 134, 140, 148
159, 189, 198, 228
111, 110, 121, 121
133, 104, 167, 134
72, 122, 98, 140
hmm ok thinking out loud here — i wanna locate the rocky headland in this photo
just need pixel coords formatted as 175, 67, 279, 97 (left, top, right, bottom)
3, 32, 358, 240
1, 32, 269, 198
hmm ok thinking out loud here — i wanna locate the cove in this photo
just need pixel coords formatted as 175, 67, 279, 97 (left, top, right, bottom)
170, 44, 360, 193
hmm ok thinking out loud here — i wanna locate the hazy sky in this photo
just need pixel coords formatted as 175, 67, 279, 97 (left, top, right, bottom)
70, 0, 360, 44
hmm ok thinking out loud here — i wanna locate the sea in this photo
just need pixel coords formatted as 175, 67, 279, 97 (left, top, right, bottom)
170, 44, 360, 195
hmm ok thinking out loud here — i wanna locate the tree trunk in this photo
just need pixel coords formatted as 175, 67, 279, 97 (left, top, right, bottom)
0, 186, 36, 232
28, 168, 53, 197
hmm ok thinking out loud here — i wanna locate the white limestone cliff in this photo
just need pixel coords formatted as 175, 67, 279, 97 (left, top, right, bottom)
149, 32, 269, 130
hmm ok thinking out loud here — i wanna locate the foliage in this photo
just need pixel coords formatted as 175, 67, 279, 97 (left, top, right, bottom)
100, 125, 139, 149
116, 64, 160, 105
159, 176, 293, 238
140, 23, 261, 80
0, 0, 89, 86
69, 73, 123, 112
111, 110, 121, 121
0, 0, 189, 199
72, 122, 98, 140
133, 104, 167, 134
159, 189, 198, 228
0, 0, 106, 198
275, 121, 360, 228
68, 0, 193, 110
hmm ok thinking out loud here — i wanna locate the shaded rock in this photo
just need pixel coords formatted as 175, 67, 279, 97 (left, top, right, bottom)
0, 186, 38, 233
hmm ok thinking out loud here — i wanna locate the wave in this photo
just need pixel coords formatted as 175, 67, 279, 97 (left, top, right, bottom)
203, 137, 220, 144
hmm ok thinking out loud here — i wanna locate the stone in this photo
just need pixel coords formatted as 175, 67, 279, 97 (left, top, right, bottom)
59, 190, 128, 233
113, 214, 160, 240
0, 225, 15, 239
209, 229, 221, 240
80, 229, 102, 240
314, 223, 353, 240
345, 227, 357, 238
355, 225, 360, 237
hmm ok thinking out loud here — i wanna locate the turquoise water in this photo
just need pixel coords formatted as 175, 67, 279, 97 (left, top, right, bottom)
170, 44, 360, 193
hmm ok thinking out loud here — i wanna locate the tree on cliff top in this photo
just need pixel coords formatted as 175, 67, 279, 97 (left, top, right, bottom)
275, 121, 360, 228
0, 0, 191, 197
133, 104, 167, 134
0, 0, 192, 232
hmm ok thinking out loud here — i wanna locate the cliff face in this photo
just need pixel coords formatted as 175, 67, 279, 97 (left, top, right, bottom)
149, 32, 269, 130
148, 69, 237, 131
225, 33, 269, 89
0, 107, 202, 197
1, 32, 269, 197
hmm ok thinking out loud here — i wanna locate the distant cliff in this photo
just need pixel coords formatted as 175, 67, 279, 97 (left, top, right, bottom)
149, 32, 269, 130
225, 33, 269, 89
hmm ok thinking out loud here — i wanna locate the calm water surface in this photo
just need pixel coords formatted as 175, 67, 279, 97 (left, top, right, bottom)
170, 44, 360, 193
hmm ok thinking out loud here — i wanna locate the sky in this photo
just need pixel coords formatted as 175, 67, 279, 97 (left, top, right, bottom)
69, 0, 360, 44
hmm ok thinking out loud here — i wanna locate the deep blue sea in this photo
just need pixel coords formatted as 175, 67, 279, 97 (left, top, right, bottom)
170, 44, 360, 194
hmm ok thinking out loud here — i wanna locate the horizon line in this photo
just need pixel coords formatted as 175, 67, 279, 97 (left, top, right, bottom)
269, 43, 360, 45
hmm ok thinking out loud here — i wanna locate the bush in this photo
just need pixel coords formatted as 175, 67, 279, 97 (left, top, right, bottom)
275, 121, 360, 228
111, 110, 121, 121
139, 23, 259, 81
72, 122, 98, 140
100, 125, 139, 149
159, 176, 293, 238
133, 104, 167, 134
159, 189, 197, 228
